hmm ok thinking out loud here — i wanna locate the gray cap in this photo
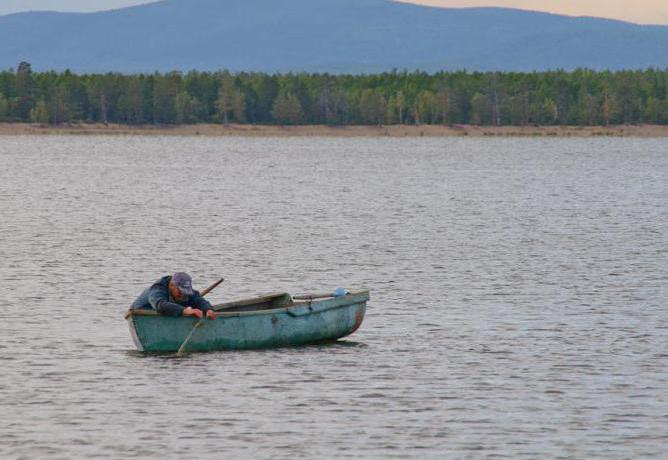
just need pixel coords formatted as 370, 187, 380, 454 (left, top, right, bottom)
171, 272, 194, 296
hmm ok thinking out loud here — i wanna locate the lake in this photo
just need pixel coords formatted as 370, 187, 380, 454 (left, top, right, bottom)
0, 135, 666, 459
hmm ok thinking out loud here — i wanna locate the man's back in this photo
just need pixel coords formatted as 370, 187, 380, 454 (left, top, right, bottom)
130, 274, 212, 317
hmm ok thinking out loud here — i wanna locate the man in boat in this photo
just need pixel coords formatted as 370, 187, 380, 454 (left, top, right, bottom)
130, 272, 216, 320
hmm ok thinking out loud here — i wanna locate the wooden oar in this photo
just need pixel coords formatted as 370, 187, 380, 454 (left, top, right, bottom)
175, 277, 225, 357
176, 318, 205, 357
293, 292, 335, 301
200, 277, 224, 296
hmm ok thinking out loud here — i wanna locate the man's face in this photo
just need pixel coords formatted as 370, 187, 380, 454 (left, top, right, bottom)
169, 282, 187, 302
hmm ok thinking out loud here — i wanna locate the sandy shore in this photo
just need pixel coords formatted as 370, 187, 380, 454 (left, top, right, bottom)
1, 122, 667, 137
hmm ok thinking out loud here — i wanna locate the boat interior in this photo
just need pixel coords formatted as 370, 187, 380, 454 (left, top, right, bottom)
127, 291, 364, 317
212, 293, 295, 312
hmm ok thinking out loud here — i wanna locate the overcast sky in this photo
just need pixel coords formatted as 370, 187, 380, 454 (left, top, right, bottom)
0, 1, 155, 15
0, 0, 666, 25
401, 1, 668, 25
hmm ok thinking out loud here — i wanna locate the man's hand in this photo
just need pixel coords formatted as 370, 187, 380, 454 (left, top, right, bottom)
183, 307, 203, 319
206, 310, 217, 320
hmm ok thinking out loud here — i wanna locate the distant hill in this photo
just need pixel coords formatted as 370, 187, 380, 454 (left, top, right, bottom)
1, 0, 667, 73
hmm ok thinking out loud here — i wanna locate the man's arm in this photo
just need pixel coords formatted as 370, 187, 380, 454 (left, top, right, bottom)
190, 291, 216, 319
148, 284, 184, 317
190, 291, 213, 313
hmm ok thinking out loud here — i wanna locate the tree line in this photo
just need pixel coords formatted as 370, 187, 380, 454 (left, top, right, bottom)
1, 62, 667, 126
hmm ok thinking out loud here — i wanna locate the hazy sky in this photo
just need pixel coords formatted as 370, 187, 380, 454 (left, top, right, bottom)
0, 1, 154, 15
0, 0, 666, 25
401, 1, 668, 25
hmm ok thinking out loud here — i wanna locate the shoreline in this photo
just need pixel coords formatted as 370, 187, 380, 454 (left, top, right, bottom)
1, 123, 667, 138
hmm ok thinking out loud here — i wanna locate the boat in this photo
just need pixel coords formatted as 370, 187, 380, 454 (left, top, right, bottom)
126, 290, 369, 352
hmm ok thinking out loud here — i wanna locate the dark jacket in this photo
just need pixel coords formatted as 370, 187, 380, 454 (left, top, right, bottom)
130, 275, 212, 317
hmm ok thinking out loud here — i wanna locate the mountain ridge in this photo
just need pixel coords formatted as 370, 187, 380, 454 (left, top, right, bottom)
1, 0, 667, 73
0, 1, 660, 28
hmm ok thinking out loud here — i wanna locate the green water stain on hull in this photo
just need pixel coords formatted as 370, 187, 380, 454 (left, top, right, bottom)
128, 292, 369, 352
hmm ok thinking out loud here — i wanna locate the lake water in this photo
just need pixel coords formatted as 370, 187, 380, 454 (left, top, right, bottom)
0, 135, 666, 459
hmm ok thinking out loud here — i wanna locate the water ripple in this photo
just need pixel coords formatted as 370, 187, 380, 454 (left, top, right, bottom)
0, 136, 666, 459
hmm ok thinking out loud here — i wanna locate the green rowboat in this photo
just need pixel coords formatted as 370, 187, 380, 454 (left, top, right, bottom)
126, 290, 369, 352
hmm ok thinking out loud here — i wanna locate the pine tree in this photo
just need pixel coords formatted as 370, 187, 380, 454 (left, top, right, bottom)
470, 93, 492, 125
0, 93, 8, 121
30, 100, 49, 125
216, 73, 245, 124
233, 90, 246, 123
358, 89, 386, 125
152, 73, 180, 124
123, 77, 145, 124
435, 87, 449, 125
415, 90, 437, 124
601, 89, 619, 125
175, 91, 195, 124
15, 62, 34, 120
49, 84, 72, 125
271, 92, 304, 125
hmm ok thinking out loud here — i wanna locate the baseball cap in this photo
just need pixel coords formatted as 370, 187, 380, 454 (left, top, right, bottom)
172, 272, 194, 296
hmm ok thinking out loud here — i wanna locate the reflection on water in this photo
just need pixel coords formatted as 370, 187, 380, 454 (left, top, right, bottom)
0, 136, 666, 459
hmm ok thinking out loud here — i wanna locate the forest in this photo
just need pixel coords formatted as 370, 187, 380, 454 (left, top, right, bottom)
1, 63, 667, 126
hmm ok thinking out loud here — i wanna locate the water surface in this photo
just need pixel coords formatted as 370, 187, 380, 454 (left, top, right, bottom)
0, 136, 666, 459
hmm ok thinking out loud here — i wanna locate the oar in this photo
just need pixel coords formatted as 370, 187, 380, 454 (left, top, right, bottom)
176, 318, 204, 356
200, 277, 224, 296
293, 289, 350, 301
293, 293, 335, 301
175, 277, 225, 357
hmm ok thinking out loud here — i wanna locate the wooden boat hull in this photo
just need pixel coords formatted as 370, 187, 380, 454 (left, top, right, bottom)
127, 291, 369, 352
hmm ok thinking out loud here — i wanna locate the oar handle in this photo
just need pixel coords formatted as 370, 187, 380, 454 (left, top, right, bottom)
200, 277, 224, 297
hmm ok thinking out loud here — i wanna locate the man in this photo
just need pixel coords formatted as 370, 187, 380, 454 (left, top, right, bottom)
131, 272, 216, 320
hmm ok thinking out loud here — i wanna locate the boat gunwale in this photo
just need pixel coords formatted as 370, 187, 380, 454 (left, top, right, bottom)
126, 290, 370, 319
